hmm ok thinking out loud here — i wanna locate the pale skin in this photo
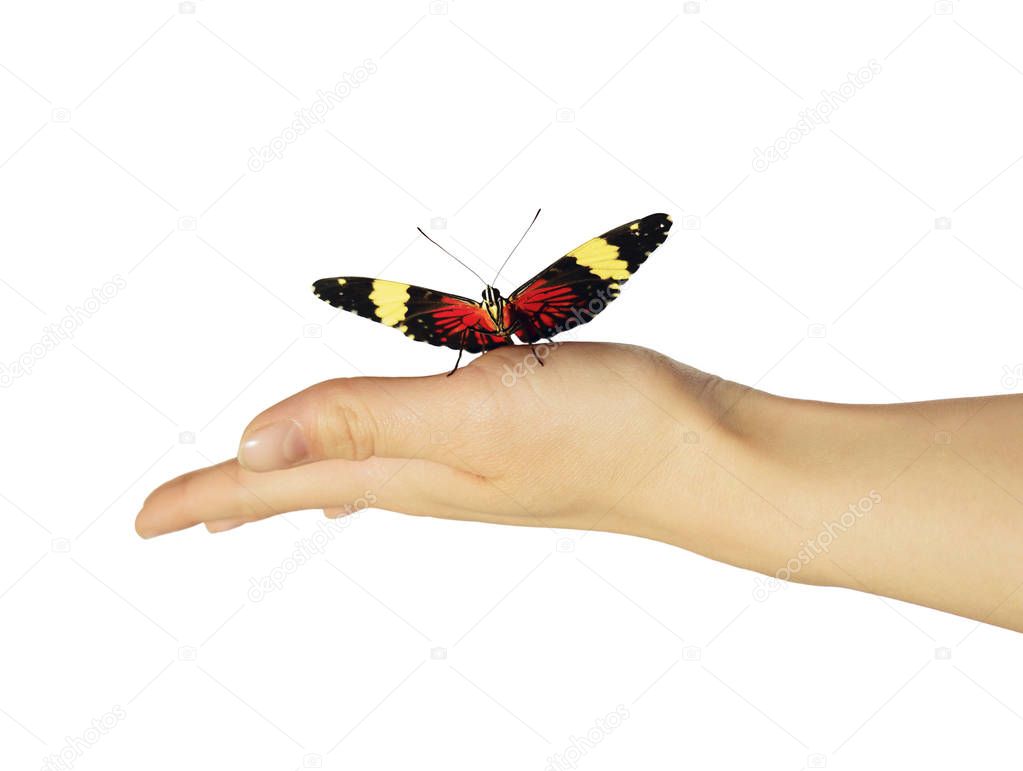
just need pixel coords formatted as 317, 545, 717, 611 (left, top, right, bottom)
135, 342, 1023, 632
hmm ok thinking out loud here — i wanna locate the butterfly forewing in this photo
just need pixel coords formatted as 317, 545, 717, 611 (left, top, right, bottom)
506, 212, 672, 342
312, 277, 509, 352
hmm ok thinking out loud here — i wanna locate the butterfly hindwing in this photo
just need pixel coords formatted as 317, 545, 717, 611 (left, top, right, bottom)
312, 277, 510, 353
507, 212, 672, 342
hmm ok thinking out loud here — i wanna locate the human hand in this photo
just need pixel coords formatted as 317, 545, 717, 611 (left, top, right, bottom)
134, 339, 1023, 631
134, 342, 735, 544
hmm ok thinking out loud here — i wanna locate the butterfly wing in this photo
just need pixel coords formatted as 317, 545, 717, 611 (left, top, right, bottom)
506, 213, 672, 342
312, 277, 510, 352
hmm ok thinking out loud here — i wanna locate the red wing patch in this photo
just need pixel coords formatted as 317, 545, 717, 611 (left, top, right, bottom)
506, 281, 597, 343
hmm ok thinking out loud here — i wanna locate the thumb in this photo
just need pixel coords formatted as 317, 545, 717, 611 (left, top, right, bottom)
236, 367, 494, 473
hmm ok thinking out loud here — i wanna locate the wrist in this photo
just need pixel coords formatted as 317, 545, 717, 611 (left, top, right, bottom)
638, 374, 898, 589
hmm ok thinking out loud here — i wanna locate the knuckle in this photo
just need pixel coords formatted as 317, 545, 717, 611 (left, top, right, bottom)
316, 380, 378, 461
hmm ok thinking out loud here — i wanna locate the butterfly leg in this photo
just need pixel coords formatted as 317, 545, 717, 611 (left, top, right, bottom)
505, 310, 546, 365
447, 331, 469, 376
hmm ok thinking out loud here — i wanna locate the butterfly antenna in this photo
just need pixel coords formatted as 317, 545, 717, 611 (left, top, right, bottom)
492, 208, 541, 285
416, 227, 488, 286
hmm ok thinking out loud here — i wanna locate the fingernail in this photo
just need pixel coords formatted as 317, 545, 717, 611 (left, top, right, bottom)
238, 419, 308, 471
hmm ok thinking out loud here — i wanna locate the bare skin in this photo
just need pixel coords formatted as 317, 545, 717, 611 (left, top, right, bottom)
134, 342, 1023, 632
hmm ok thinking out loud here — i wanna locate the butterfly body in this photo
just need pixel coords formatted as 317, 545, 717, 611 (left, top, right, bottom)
313, 213, 672, 369
479, 285, 512, 340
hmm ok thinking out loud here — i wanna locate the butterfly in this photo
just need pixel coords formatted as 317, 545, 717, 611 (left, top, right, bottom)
312, 212, 673, 374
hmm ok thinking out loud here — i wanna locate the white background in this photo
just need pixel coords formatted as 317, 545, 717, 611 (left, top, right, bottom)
2, 1, 1022, 768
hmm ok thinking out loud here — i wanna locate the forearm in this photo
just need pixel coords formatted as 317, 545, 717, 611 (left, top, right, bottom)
641, 377, 1023, 631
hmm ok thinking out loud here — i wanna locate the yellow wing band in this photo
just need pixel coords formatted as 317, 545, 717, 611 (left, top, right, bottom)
369, 280, 411, 326
567, 237, 631, 280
